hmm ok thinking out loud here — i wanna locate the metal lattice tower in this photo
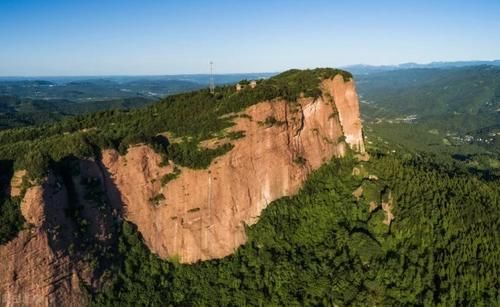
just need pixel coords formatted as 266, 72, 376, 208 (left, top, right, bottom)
209, 61, 215, 94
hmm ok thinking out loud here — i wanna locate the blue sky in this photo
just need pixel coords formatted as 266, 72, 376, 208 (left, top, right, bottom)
0, 0, 499, 76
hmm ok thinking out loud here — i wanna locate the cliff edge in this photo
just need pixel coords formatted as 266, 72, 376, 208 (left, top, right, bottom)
0, 69, 364, 305
103, 75, 364, 263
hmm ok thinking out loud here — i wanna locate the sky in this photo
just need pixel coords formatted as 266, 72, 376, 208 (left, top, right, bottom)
0, 0, 499, 76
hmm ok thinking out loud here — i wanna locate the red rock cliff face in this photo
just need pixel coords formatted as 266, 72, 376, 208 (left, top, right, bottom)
0, 75, 364, 304
324, 75, 365, 153
0, 175, 83, 307
102, 76, 364, 263
0, 160, 115, 307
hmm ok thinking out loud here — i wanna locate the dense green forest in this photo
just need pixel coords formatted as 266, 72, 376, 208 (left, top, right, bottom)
357, 66, 500, 121
357, 66, 500, 140
88, 150, 499, 306
356, 66, 500, 173
0, 160, 23, 245
0, 96, 155, 129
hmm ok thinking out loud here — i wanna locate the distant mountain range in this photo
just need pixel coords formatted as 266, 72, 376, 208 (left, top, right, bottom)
344, 60, 500, 75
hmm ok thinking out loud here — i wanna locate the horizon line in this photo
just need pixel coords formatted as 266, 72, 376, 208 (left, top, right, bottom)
1, 58, 499, 78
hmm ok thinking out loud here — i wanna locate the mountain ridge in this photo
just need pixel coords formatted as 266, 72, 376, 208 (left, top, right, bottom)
0, 68, 364, 305
344, 59, 500, 75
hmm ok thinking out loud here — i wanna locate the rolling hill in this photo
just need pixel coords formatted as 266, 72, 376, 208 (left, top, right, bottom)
356, 66, 500, 171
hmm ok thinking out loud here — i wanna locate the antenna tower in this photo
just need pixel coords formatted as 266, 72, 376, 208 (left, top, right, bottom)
209, 61, 215, 94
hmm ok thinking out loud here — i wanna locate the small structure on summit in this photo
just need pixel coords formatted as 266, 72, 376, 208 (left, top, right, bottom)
236, 80, 257, 92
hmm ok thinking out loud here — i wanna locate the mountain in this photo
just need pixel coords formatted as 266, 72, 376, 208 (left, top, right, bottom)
0, 68, 498, 306
0, 68, 364, 305
100, 73, 363, 263
344, 60, 500, 75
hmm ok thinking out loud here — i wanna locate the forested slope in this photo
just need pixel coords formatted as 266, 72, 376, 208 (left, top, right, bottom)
0, 68, 498, 306
91, 151, 500, 306
0, 96, 154, 129
357, 66, 500, 173
0, 68, 351, 176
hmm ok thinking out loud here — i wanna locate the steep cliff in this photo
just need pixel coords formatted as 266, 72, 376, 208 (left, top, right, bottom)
102, 75, 364, 262
0, 174, 83, 306
0, 69, 364, 304
323, 76, 365, 153
0, 161, 116, 306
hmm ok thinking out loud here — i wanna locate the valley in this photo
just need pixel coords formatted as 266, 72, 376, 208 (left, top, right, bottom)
356, 66, 500, 176
0, 73, 275, 130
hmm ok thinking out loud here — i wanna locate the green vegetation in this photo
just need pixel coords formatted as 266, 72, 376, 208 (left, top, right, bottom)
358, 66, 500, 152
357, 66, 500, 122
0, 68, 350, 245
167, 140, 234, 169
2, 66, 498, 305
358, 66, 500, 174
81, 176, 108, 210
149, 193, 166, 206
0, 160, 24, 244
261, 115, 286, 127
0, 68, 350, 178
0, 78, 206, 130
160, 166, 181, 186
226, 130, 245, 140
0, 95, 154, 130
91, 151, 500, 306
0, 198, 24, 244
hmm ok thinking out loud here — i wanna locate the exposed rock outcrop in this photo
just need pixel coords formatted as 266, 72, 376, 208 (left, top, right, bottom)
102, 76, 364, 263
0, 174, 83, 307
0, 160, 116, 307
0, 72, 365, 305
7, 170, 26, 198
382, 191, 394, 226
322, 75, 365, 153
